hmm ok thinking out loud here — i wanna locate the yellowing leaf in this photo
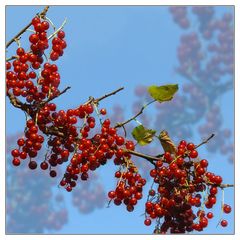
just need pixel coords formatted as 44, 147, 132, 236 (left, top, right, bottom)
132, 125, 156, 146
148, 84, 178, 102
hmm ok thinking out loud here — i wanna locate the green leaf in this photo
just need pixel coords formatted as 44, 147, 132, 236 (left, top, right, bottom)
148, 84, 178, 102
131, 125, 156, 146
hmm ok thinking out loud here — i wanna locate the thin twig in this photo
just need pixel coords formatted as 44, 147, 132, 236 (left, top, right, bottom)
39, 86, 71, 107
115, 99, 156, 128
6, 55, 18, 61
124, 149, 160, 165
93, 87, 124, 104
195, 133, 215, 149
6, 6, 50, 48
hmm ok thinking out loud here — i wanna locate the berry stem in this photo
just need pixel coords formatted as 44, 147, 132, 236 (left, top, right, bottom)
48, 18, 67, 40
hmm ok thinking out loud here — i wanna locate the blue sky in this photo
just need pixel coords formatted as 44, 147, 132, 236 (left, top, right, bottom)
6, 6, 234, 234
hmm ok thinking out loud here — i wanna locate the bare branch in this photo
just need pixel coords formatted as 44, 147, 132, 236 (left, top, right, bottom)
195, 133, 215, 149
93, 87, 124, 104
115, 99, 156, 128
39, 86, 71, 107
124, 148, 160, 165
6, 6, 50, 48
219, 184, 234, 189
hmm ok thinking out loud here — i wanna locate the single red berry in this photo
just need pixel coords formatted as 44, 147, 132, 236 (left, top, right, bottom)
40, 161, 48, 170
144, 218, 151, 226
57, 30, 65, 39
200, 159, 208, 168
12, 158, 20, 166
28, 161, 37, 170
108, 191, 116, 199
31, 17, 41, 26
100, 108, 107, 115
11, 149, 19, 157
189, 150, 198, 158
223, 204, 232, 214
221, 219, 228, 227
16, 47, 25, 56
29, 34, 39, 44
187, 142, 195, 150
50, 170, 57, 177
207, 212, 213, 219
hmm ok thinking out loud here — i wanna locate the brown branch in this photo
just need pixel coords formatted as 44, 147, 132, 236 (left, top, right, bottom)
6, 6, 50, 48
6, 55, 18, 62
115, 99, 156, 128
6, 92, 32, 114
181, 183, 234, 189
92, 87, 124, 104
39, 86, 71, 107
195, 133, 215, 149
124, 149, 160, 165
219, 184, 234, 189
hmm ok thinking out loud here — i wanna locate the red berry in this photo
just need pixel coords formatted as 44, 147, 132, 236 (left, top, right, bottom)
29, 34, 39, 44
187, 142, 195, 150
144, 218, 151, 226
11, 149, 19, 157
50, 170, 57, 177
189, 150, 198, 158
40, 161, 48, 170
221, 220, 228, 227
223, 204, 232, 214
50, 51, 59, 61
57, 30, 65, 39
200, 159, 208, 168
32, 17, 41, 26
100, 108, 107, 115
28, 161, 37, 170
12, 158, 20, 166
207, 212, 213, 219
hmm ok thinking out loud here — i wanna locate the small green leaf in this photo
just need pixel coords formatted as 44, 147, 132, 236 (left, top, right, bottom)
132, 125, 156, 146
148, 84, 178, 102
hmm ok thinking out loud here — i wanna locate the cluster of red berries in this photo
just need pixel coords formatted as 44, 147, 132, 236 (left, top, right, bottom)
108, 167, 146, 212
11, 119, 44, 169
143, 140, 231, 233
58, 108, 137, 192
6, 16, 66, 105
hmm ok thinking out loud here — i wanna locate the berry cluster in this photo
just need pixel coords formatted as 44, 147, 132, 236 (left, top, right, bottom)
143, 140, 232, 233
58, 112, 137, 192
11, 119, 44, 169
6, 17, 66, 104
108, 165, 146, 212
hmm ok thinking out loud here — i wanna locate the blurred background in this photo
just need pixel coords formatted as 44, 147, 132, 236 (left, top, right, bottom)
6, 6, 234, 234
